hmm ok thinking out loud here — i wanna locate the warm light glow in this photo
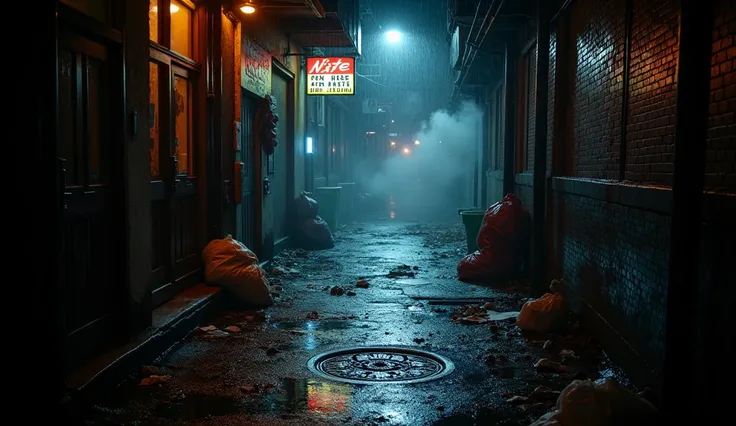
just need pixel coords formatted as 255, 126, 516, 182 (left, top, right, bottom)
403, 147, 410, 154
386, 30, 401, 43
390, 141, 396, 147
239, 2, 256, 14
414, 140, 420, 145
152, 4, 180, 13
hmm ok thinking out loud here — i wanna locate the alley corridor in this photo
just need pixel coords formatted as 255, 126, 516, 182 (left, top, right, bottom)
82, 217, 640, 426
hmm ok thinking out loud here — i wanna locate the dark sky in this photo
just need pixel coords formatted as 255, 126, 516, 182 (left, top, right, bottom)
357, 0, 455, 131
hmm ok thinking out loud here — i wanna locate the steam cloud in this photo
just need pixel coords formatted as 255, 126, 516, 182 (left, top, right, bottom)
358, 101, 483, 219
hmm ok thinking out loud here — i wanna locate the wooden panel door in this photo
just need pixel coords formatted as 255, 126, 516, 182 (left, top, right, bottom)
150, 59, 201, 307
240, 93, 259, 254
57, 29, 125, 368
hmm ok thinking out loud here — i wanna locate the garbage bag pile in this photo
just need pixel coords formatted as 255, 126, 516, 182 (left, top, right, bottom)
529, 378, 658, 426
457, 194, 532, 282
290, 191, 335, 250
201, 235, 273, 306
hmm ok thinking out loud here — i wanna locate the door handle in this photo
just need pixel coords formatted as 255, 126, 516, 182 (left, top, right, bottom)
263, 177, 271, 196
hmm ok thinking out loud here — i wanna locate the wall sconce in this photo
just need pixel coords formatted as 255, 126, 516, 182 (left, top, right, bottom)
237, 1, 257, 14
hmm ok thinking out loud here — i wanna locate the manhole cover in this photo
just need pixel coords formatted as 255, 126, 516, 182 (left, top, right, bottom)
307, 347, 455, 384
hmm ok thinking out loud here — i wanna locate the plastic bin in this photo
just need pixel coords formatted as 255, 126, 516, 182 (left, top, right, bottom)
337, 182, 356, 223
459, 209, 485, 254
313, 187, 342, 233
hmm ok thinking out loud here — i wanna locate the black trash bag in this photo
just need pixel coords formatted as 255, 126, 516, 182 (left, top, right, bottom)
293, 215, 334, 250
293, 191, 318, 220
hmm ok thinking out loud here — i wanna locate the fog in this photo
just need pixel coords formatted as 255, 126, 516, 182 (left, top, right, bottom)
357, 101, 483, 220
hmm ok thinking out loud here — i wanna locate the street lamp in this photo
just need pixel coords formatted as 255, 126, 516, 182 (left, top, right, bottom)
386, 30, 401, 43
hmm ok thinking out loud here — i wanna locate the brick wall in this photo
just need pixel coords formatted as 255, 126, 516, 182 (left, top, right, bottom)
625, 0, 679, 184
548, 29, 557, 175
707, 0, 736, 192
526, 45, 537, 171
570, 0, 625, 179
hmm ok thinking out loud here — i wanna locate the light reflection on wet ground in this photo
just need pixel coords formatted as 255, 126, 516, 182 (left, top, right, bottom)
81, 218, 633, 426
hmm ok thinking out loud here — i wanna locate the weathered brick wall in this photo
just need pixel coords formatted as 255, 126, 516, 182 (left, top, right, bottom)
570, 0, 625, 179
707, 0, 736, 192
625, 0, 679, 184
553, 184, 669, 378
526, 45, 537, 171
548, 29, 557, 175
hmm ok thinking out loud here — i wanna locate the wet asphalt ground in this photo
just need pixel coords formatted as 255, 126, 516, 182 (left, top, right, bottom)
82, 209, 635, 426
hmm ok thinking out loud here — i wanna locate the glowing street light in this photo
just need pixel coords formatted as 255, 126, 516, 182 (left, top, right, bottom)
403, 147, 411, 155
238, 1, 256, 14
414, 140, 420, 145
390, 141, 396, 147
386, 30, 401, 43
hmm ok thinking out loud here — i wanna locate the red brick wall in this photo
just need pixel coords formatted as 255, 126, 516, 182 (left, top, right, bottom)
707, 0, 736, 192
625, 0, 679, 184
569, 0, 625, 179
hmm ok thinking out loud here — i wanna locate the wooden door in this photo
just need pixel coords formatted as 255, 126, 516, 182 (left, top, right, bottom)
57, 29, 125, 368
150, 58, 201, 307
240, 92, 259, 254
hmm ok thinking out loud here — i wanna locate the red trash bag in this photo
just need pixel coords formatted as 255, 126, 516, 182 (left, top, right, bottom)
458, 194, 531, 282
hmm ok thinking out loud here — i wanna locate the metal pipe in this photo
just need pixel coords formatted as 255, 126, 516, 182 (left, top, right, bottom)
456, 0, 505, 96
303, 0, 326, 17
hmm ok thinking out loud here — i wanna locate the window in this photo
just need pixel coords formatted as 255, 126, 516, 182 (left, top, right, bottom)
170, 0, 193, 58
149, 0, 194, 60
173, 71, 194, 175
149, 62, 160, 177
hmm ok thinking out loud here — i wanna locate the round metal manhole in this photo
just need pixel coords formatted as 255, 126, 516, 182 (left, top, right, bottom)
307, 347, 455, 385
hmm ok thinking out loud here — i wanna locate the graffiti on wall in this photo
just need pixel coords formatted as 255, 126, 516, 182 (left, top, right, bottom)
242, 36, 271, 97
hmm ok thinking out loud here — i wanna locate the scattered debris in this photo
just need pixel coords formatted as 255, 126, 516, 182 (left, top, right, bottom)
224, 325, 241, 333
534, 358, 568, 373
306, 311, 319, 320
388, 264, 416, 278
413, 337, 426, 344
139, 375, 169, 386
356, 279, 370, 288
330, 286, 345, 296
140, 365, 160, 377
199, 325, 217, 332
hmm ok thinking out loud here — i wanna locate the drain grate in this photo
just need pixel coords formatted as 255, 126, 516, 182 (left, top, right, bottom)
307, 347, 455, 385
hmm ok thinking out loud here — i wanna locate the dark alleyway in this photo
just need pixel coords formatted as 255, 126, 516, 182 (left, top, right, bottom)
82, 217, 639, 426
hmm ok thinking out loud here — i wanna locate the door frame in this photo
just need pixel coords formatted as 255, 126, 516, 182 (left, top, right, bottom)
57, 3, 128, 370
240, 89, 264, 256
271, 59, 295, 251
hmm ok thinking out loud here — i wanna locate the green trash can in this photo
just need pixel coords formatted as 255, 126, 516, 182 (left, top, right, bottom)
313, 186, 342, 233
337, 182, 355, 223
459, 209, 486, 254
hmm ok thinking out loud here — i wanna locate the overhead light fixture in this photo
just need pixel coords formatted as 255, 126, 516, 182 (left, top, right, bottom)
238, 1, 257, 14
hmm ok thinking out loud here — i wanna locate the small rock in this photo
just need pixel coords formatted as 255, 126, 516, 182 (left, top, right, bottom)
140, 365, 160, 377
330, 286, 345, 296
306, 284, 313, 289
199, 325, 217, 332
413, 338, 426, 344
506, 395, 530, 404
346, 290, 357, 296
224, 325, 241, 333
139, 375, 169, 386
356, 279, 370, 288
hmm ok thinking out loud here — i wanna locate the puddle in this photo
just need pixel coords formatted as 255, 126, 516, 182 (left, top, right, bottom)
152, 378, 354, 420
395, 278, 432, 285
272, 320, 363, 331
